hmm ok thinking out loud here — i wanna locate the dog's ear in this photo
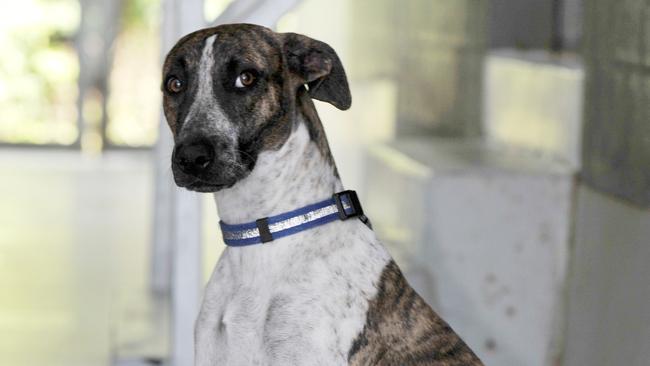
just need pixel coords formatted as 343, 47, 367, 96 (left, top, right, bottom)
282, 33, 351, 110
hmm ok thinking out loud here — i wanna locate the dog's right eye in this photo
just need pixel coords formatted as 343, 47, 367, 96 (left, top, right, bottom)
166, 77, 184, 93
235, 71, 256, 88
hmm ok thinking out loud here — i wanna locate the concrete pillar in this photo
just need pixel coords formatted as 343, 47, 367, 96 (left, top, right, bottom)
562, 186, 650, 366
561, 0, 583, 50
154, 1, 205, 366
561, 2, 650, 365
75, 0, 123, 150
580, 0, 650, 207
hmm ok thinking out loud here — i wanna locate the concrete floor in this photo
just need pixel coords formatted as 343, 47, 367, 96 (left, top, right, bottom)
0, 150, 168, 366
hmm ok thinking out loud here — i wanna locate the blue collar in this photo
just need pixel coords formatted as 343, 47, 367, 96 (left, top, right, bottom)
219, 190, 367, 246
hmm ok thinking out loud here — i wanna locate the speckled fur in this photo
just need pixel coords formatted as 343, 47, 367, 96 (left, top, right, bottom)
162, 24, 483, 366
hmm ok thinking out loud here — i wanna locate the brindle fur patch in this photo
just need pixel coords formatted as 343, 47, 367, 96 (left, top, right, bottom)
348, 261, 483, 366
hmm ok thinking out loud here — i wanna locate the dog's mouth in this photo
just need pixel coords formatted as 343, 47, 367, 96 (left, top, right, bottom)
175, 176, 233, 192
172, 171, 232, 193
185, 181, 228, 192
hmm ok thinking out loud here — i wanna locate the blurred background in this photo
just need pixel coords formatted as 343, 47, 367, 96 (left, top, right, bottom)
0, 0, 648, 365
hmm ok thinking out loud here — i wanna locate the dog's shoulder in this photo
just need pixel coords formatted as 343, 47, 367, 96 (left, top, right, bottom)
348, 260, 484, 366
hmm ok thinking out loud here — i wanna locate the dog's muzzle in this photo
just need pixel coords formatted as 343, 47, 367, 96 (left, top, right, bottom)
171, 135, 244, 192
173, 137, 215, 176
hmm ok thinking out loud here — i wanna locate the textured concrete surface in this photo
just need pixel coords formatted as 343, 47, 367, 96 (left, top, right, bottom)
364, 139, 574, 366
347, 0, 398, 80
348, 0, 488, 142
562, 186, 650, 366
394, 0, 486, 137
581, 0, 650, 207
483, 50, 584, 169
488, 0, 554, 49
487, 0, 583, 50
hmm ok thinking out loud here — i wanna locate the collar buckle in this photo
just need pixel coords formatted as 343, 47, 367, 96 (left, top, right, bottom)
255, 217, 273, 243
333, 190, 364, 220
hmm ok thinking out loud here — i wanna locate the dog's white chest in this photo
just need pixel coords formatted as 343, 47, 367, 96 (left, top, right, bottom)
194, 221, 390, 366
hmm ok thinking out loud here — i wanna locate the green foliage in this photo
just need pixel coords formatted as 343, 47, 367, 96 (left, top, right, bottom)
0, 0, 163, 146
122, 0, 160, 31
0, 0, 80, 144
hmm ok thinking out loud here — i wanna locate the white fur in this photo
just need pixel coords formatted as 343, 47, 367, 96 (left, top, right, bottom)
194, 122, 392, 365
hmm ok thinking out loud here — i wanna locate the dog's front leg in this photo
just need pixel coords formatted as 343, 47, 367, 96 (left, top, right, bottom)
194, 314, 224, 366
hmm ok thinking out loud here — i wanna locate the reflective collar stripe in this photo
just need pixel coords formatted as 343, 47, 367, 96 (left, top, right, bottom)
219, 191, 360, 247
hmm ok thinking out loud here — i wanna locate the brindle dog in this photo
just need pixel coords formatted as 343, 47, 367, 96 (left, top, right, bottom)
162, 23, 483, 366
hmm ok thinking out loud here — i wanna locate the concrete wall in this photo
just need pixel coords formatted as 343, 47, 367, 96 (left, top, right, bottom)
394, 0, 486, 137
348, 0, 487, 137
488, 0, 583, 51
562, 186, 650, 366
561, 1, 650, 364
483, 50, 584, 169
488, 0, 554, 49
581, 0, 650, 207
561, 0, 583, 50
347, 0, 398, 80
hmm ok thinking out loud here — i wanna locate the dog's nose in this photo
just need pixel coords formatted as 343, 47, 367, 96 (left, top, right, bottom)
173, 139, 215, 175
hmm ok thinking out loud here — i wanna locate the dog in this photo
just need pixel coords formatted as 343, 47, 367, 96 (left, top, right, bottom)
162, 23, 483, 366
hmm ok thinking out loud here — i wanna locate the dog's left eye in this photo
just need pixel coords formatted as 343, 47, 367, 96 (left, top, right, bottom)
235, 71, 256, 88
166, 77, 184, 93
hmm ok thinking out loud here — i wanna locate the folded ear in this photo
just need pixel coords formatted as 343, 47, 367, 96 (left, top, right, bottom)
282, 33, 351, 110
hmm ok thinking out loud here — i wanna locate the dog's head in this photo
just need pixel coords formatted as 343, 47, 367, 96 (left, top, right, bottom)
162, 24, 350, 192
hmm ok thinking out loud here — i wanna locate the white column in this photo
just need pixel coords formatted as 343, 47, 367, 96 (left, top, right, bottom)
152, 0, 205, 298
153, 1, 205, 365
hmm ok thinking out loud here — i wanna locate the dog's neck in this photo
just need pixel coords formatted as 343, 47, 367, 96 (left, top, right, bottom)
213, 98, 342, 224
